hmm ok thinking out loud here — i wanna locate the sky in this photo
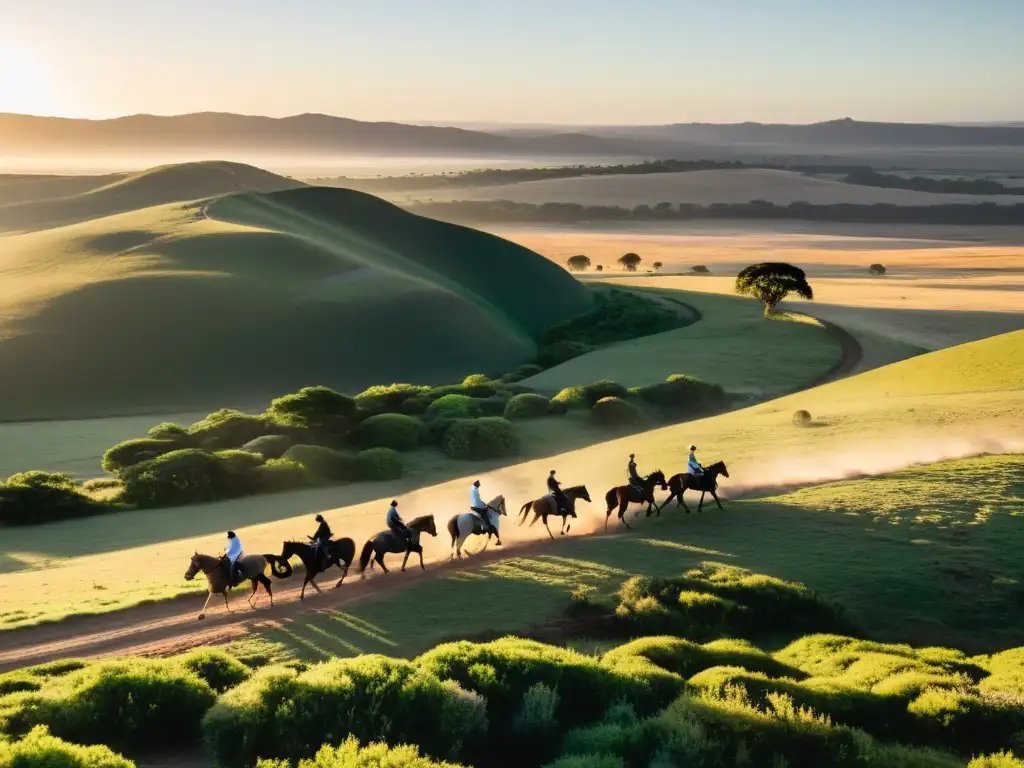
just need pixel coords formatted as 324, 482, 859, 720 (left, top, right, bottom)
1, 0, 1022, 125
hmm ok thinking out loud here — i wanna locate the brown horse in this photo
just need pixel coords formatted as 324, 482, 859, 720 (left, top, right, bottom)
604, 470, 667, 530
184, 551, 291, 620
358, 514, 438, 575
518, 485, 592, 539
658, 460, 730, 514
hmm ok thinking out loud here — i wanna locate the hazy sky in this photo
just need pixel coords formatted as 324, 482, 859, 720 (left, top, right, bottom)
2, 0, 1022, 124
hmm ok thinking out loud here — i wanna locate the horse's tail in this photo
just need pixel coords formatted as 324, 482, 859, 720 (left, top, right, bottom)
358, 539, 374, 573
264, 554, 293, 579
518, 501, 533, 525
604, 487, 618, 512
447, 515, 459, 547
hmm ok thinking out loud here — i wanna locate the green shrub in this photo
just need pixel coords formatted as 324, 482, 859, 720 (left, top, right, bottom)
544, 755, 627, 768
551, 386, 587, 409
426, 394, 482, 421
0, 672, 41, 696
281, 445, 356, 483
504, 393, 553, 419
256, 736, 470, 768
102, 437, 185, 473
24, 660, 87, 679
420, 418, 459, 447
119, 449, 253, 507
591, 397, 642, 427
547, 398, 569, 415
267, 387, 357, 443
178, 649, 250, 693
147, 422, 192, 440
537, 341, 594, 368
355, 383, 432, 415
970, 753, 1024, 768
478, 394, 511, 416
442, 418, 519, 460
201, 656, 486, 768
0, 658, 216, 752
462, 374, 491, 387
541, 289, 683, 348
355, 448, 403, 481
0, 472, 104, 526
583, 380, 629, 405
240, 434, 293, 460
188, 409, 280, 451
252, 458, 311, 493
399, 396, 431, 415
631, 374, 728, 418
0, 726, 134, 768
354, 413, 421, 451
981, 648, 1024, 698
603, 636, 803, 681
81, 477, 122, 493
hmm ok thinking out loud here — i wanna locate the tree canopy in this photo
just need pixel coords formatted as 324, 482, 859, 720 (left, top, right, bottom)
618, 252, 641, 271
869, 263, 887, 275
735, 262, 814, 316
565, 254, 591, 272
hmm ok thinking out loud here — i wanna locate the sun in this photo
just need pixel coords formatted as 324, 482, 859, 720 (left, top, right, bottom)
0, 44, 55, 116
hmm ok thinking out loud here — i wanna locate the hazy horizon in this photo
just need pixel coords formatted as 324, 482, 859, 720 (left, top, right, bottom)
3, 0, 1023, 125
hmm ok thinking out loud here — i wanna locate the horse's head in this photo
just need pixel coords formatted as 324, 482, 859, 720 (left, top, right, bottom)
709, 460, 729, 478
489, 495, 507, 515
577, 486, 592, 503
184, 552, 202, 581
650, 469, 668, 490
412, 514, 438, 537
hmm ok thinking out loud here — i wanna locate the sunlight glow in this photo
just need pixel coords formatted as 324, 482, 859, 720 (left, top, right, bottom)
0, 44, 54, 116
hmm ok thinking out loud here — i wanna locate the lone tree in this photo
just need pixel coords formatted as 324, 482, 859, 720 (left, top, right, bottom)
735, 262, 814, 317
595, 265, 604, 272
652, 261, 663, 271
566, 254, 591, 272
869, 263, 887, 276
618, 252, 641, 272
691, 265, 710, 274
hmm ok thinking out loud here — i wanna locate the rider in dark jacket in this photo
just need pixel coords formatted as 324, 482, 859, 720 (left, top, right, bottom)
627, 454, 643, 487
547, 470, 568, 514
311, 514, 333, 565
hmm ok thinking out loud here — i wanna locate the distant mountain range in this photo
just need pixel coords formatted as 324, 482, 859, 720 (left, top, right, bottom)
2, 113, 1024, 158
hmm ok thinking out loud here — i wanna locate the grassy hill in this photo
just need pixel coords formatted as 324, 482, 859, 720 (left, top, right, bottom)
0, 178, 591, 420
0, 160, 303, 232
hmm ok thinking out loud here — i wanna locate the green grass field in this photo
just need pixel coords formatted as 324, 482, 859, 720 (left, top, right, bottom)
0, 328, 1019, 631
522, 288, 843, 396
0, 168, 590, 420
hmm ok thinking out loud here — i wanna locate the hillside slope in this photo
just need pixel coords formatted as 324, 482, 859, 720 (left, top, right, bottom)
0, 184, 590, 419
0, 161, 304, 232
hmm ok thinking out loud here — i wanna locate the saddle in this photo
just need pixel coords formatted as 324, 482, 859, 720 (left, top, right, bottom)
628, 479, 646, 499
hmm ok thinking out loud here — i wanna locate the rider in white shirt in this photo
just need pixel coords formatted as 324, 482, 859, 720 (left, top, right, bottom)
225, 531, 243, 585
469, 480, 497, 536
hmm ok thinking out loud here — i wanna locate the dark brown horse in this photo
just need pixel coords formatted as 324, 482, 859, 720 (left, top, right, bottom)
518, 485, 592, 539
359, 514, 437, 575
281, 537, 357, 598
604, 470, 667, 530
658, 460, 730, 514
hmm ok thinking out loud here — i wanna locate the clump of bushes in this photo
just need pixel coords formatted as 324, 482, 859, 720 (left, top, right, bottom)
631, 374, 728, 419
102, 435, 194, 473
541, 289, 683, 348
0, 726, 134, 768
119, 449, 264, 508
240, 434, 293, 460
462, 374, 491, 387
536, 341, 595, 368
591, 397, 642, 427
355, 413, 421, 451
355, 383, 432, 415
266, 387, 357, 444
504, 393, 555, 419
0, 471, 107, 526
442, 418, 519, 460
255, 737, 470, 768
178, 649, 251, 694
426, 394, 482, 421
201, 655, 487, 768
553, 380, 629, 410
355, 448, 404, 481
280, 445, 356, 483
187, 409, 282, 451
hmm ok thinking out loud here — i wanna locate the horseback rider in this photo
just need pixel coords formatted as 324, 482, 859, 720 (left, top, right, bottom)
547, 469, 568, 515
688, 445, 704, 478
310, 513, 333, 567
627, 454, 644, 492
225, 531, 244, 586
470, 480, 499, 537
386, 500, 413, 550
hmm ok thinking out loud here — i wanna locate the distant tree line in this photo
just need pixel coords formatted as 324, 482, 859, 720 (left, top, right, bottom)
410, 199, 1024, 226
842, 168, 1024, 196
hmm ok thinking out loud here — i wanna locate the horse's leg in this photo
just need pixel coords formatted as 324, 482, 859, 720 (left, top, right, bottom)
401, 549, 411, 572
544, 514, 555, 540
605, 496, 616, 531
619, 499, 632, 530
418, 547, 426, 570
300, 575, 309, 599
698, 491, 706, 512
258, 574, 274, 606
655, 491, 675, 516
309, 573, 324, 595
223, 591, 233, 614
679, 488, 691, 514
248, 579, 258, 609
711, 489, 724, 510
334, 562, 349, 589
377, 551, 389, 573
198, 592, 214, 620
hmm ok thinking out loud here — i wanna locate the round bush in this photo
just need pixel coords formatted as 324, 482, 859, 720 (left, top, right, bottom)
266, 387, 357, 441
102, 437, 183, 473
280, 445, 356, 483
355, 448, 404, 481
119, 450, 233, 507
355, 383, 432, 415
399, 396, 430, 415
0, 726, 134, 768
419, 417, 458, 447
551, 386, 588, 409
178, 649, 251, 694
547, 398, 569, 416
0, 472, 103, 526
252, 458, 310, 493
240, 434, 293, 460
425, 394, 482, 421
504, 393, 553, 420
146, 422, 194, 441
462, 374, 491, 387
478, 394, 511, 416
188, 409, 279, 451
355, 413, 421, 451
442, 418, 519, 460
632, 374, 727, 417
793, 409, 812, 426
591, 397, 641, 427
583, 380, 629, 406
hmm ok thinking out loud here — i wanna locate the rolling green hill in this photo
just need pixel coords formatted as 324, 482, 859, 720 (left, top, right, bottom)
0, 179, 591, 420
0, 160, 303, 232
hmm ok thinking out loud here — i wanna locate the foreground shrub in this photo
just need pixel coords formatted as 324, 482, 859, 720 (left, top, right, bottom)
202, 656, 486, 768
0, 726, 134, 768
119, 449, 255, 507
602, 636, 803, 682
354, 413, 421, 451
0, 471, 105, 526
267, 387, 358, 443
0, 672, 40, 696
240, 434, 294, 460
355, 448, 403, 481
426, 394, 481, 421
591, 397, 642, 427
280, 445, 356, 483
178, 649, 250, 693
504, 393, 554, 419
0, 658, 216, 752
256, 736, 470, 768
442, 418, 519, 460
631, 374, 728, 419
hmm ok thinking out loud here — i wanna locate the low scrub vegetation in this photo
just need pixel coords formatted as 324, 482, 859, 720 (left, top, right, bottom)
540, 289, 685, 352
442, 418, 519, 460
0, 471, 111, 526
0, 726, 134, 768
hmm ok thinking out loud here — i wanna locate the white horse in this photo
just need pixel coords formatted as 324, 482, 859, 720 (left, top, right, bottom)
446, 495, 506, 559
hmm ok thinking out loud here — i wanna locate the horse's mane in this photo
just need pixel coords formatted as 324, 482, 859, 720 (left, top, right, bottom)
488, 494, 505, 506
564, 484, 587, 492
408, 514, 434, 527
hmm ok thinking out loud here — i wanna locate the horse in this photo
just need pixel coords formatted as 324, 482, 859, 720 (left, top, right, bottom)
183, 551, 291, 620
658, 461, 730, 514
358, 514, 438, 575
447, 495, 507, 559
280, 537, 357, 598
518, 485, 592, 539
604, 470, 668, 530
